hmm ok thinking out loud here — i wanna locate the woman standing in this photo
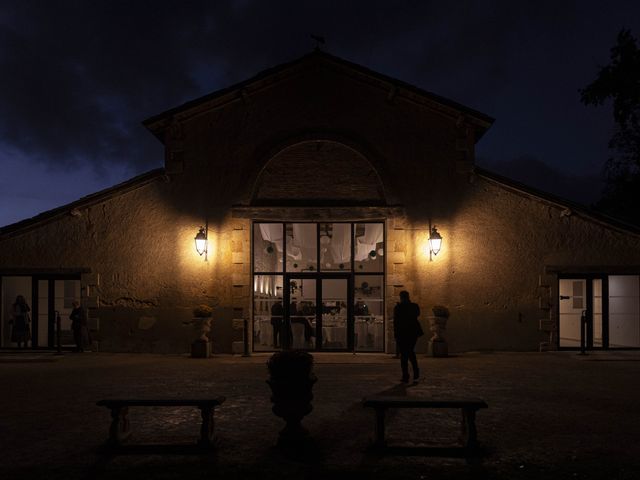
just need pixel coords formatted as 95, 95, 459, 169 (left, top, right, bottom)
10, 295, 31, 349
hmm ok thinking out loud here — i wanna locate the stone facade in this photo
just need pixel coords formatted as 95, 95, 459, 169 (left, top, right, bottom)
2, 51, 640, 353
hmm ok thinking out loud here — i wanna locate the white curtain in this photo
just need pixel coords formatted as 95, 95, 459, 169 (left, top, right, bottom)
330, 223, 351, 263
259, 224, 283, 253
355, 223, 383, 261
292, 224, 316, 263
286, 235, 302, 260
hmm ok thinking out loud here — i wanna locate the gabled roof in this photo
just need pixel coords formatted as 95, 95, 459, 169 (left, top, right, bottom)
0, 168, 165, 239
143, 49, 494, 142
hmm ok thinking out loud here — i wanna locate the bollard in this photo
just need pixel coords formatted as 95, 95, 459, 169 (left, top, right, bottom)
55, 311, 63, 355
242, 317, 250, 357
579, 310, 588, 355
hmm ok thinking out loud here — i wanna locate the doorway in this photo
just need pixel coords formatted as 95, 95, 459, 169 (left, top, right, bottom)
558, 277, 604, 348
284, 274, 352, 351
559, 275, 640, 349
251, 221, 385, 352
1, 275, 80, 348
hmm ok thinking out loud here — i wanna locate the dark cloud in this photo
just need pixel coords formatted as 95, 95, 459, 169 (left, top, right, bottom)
0, 0, 639, 221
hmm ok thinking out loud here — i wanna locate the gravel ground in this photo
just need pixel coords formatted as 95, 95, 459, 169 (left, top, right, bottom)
0, 350, 639, 479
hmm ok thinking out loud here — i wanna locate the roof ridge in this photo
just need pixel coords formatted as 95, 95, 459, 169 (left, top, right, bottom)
143, 49, 494, 139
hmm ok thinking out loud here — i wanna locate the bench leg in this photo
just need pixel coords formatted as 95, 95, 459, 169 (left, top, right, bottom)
108, 406, 131, 447
198, 406, 215, 448
373, 407, 386, 449
460, 408, 478, 449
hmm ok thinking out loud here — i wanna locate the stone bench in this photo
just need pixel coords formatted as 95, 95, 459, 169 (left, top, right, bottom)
96, 397, 226, 448
362, 396, 488, 450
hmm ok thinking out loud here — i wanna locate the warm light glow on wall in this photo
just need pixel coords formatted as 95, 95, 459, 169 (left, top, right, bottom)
423, 236, 432, 258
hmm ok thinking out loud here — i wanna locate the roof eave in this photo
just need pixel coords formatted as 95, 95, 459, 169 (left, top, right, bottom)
475, 166, 640, 236
0, 168, 166, 239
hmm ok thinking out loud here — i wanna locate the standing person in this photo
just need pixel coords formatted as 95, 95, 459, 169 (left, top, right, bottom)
10, 295, 31, 349
393, 290, 423, 383
270, 300, 284, 348
69, 300, 88, 352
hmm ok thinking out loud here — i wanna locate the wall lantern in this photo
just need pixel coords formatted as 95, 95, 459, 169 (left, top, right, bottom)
428, 225, 443, 259
194, 225, 208, 260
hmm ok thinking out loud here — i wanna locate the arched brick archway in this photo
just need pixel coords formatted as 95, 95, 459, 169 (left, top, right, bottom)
251, 140, 387, 206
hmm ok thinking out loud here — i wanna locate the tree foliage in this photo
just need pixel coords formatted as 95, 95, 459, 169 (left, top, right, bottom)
581, 29, 640, 225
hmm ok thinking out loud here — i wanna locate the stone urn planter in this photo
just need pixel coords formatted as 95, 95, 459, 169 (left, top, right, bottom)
429, 305, 449, 357
190, 305, 213, 358
266, 350, 317, 447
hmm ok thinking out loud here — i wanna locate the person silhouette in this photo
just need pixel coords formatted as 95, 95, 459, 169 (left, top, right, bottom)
393, 290, 423, 383
10, 295, 31, 349
270, 300, 284, 348
69, 300, 89, 352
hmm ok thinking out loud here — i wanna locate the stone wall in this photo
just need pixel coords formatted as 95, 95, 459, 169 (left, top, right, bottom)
384, 175, 640, 352
0, 180, 247, 353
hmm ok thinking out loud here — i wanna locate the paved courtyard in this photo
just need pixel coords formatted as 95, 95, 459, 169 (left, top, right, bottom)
1, 350, 639, 479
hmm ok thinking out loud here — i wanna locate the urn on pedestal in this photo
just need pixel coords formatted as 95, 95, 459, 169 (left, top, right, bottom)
266, 350, 317, 448
190, 304, 213, 358
429, 305, 449, 357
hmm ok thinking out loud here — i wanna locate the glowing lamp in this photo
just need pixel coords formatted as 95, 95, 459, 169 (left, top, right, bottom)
428, 226, 442, 256
194, 226, 208, 257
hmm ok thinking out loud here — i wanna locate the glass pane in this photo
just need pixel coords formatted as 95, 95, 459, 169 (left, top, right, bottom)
253, 223, 283, 273
354, 223, 384, 272
38, 280, 49, 347
252, 275, 283, 351
354, 275, 384, 352
559, 279, 585, 347
289, 278, 316, 349
320, 223, 351, 271
55, 280, 79, 347
321, 278, 348, 350
593, 279, 603, 347
286, 223, 317, 273
1, 276, 32, 348
608, 275, 640, 347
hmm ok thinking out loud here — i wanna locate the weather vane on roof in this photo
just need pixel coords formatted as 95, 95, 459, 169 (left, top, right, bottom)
311, 34, 325, 51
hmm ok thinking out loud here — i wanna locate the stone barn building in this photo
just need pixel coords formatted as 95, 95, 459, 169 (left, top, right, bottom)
2, 51, 640, 354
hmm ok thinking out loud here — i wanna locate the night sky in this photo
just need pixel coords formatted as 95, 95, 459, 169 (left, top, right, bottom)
1, 1, 639, 227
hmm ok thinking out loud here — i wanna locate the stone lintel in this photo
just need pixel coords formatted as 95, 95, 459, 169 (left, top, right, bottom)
231, 205, 404, 221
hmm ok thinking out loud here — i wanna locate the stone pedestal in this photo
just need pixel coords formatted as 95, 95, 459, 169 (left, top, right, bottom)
191, 340, 211, 358
428, 315, 448, 357
429, 340, 448, 357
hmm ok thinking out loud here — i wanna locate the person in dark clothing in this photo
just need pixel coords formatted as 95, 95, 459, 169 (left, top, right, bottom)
10, 295, 31, 349
393, 290, 423, 383
69, 300, 88, 352
270, 300, 284, 348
